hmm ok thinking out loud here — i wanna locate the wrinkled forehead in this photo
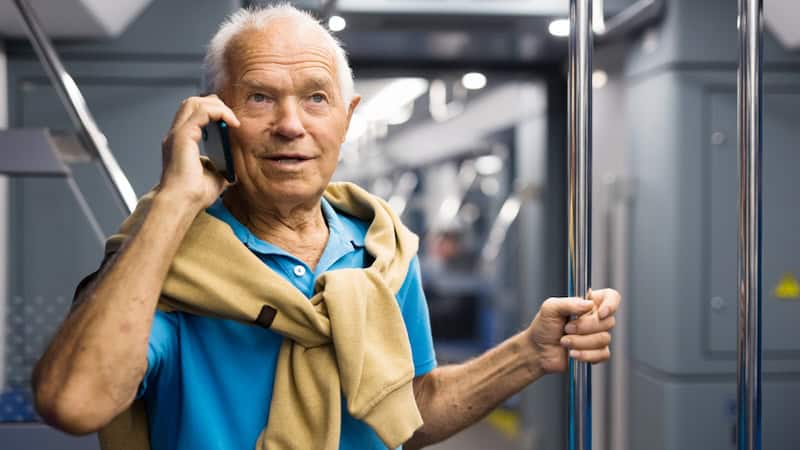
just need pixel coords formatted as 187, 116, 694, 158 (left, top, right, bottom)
223, 18, 338, 83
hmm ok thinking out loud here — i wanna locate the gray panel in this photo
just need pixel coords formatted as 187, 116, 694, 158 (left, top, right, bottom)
628, 70, 711, 375
0, 423, 99, 450
630, 368, 799, 450
707, 90, 800, 355
0, 129, 70, 176
2, 175, 103, 424
624, 0, 800, 79
628, 69, 800, 376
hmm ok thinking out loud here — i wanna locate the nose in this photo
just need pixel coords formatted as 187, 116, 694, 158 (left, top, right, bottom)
273, 100, 305, 140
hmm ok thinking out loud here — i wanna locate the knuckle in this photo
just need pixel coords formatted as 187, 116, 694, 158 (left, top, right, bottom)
168, 128, 186, 143
184, 96, 202, 108
589, 349, 610, 364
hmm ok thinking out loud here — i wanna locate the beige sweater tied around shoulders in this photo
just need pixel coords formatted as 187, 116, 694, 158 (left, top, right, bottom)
98, 181, 423, 450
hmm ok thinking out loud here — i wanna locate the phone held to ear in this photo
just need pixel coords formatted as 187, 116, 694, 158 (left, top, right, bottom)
201, 120, 236, 183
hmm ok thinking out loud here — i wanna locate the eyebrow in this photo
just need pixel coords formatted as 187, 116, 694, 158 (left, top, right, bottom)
235, 79, 275, 92
300, 77, 334, 93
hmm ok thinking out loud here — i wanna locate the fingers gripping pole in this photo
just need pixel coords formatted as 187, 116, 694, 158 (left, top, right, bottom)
737, 0, 763, 449
567, 0, 593, 449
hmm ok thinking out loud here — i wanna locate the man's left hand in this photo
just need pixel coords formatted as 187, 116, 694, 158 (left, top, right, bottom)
525, 289, 621, 374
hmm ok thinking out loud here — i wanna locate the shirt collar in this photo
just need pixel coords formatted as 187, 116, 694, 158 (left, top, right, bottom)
206, 196, 364, 259
320, 195, 364, 250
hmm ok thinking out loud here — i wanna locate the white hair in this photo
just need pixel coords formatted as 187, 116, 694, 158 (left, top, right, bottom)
203, 4, 354, 104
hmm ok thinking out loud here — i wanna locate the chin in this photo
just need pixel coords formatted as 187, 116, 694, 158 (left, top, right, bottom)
262, 178, 327, 204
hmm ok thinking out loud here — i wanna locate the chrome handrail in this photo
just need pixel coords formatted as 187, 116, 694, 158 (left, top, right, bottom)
567, 0, 593, 449
736, 0, 763, 449
13, 0, 137, 214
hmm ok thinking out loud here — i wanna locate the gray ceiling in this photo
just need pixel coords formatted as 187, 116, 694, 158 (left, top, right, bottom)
764, 0, 800, 49
249, 0, 636, 66
0, 0, 152, 38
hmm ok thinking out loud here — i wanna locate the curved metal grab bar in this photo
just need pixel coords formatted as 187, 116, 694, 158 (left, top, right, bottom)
13, 0, 137, 214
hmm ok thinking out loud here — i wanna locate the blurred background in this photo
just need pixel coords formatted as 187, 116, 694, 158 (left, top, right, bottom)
0, 0, 798, 449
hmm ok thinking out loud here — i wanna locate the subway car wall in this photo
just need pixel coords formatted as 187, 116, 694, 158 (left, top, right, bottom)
0, 0, 798, 450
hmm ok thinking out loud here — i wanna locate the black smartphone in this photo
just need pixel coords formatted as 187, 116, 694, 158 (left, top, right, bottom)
201, 120, 236, 183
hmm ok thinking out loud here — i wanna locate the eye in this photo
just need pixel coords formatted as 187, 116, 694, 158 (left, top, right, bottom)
248, 93, 270, 103
310, 93, 327, 104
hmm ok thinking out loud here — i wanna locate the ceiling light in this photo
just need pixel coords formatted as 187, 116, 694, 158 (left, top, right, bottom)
475, 155, 504, 176
592, 70, 608, 89
461, 72, 487, 90
362, 78, 429, 122
346, 78, 429, 142
548, 18, 570, 37
328, 15, 346, 32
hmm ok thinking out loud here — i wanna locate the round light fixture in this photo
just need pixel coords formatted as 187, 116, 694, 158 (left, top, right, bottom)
592, 70, 608, 88
328, 15, 346, 32
461, 72, 487, 90
475, 155, 504, 176
548, 18, 570, 37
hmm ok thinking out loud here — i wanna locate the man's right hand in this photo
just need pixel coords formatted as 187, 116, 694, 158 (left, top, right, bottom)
32, 96, 241, 435
158, 94, 240, 210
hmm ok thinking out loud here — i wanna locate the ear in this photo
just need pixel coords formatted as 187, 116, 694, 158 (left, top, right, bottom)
343, 95, 362, 140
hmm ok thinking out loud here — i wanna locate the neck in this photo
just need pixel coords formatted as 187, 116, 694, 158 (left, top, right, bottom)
222, 187, 330, 269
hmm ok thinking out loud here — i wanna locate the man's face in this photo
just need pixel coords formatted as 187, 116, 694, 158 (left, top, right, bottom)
221, 19, 359, 206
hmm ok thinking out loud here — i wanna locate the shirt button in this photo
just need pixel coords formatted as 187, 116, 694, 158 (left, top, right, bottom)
293, 265, 307, 277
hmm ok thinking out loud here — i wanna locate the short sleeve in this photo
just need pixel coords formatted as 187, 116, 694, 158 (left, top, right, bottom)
396, 256, 437, 377
136, 310, 178, 399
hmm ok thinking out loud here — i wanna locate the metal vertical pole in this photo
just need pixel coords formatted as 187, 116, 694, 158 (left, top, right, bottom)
12, 0, 137, 213
737, 0, 762, 449
567, 0, 592, 449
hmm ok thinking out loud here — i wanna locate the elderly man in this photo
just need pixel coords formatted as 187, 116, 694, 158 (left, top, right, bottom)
32, 5, 620, 450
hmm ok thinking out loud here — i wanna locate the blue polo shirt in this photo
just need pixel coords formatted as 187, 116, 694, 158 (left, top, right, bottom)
138, 197, 437, 450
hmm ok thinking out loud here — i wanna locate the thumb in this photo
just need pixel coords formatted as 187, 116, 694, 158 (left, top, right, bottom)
541, 297, 595, 319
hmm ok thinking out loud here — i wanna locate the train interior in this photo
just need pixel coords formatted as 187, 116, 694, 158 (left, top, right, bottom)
0, 0, 798, 449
